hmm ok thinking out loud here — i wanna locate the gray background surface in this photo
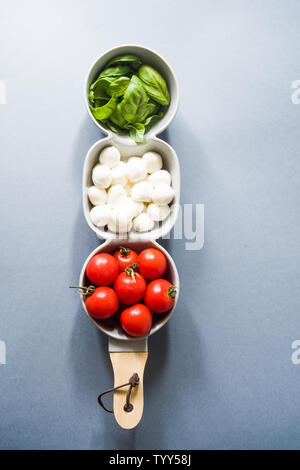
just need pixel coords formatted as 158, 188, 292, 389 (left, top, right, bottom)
1, 0, 300, 450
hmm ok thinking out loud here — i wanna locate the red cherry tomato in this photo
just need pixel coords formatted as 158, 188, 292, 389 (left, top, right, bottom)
85, 286, 119, 319
144, 279, 177, 313
86, 253, 119, 286
113, 246, 138, 272
137, 248, 167, 280
113, 268, 146, 305
120, 304, 152, 337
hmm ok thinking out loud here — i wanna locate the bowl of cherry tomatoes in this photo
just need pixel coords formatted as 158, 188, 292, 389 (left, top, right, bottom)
77, 240, 179, 340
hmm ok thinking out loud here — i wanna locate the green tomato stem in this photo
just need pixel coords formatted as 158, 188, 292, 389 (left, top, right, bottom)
125, 266, 139, 283
119, 246, 131, 257
167, 286, 177, 299
69, 285, 96, 296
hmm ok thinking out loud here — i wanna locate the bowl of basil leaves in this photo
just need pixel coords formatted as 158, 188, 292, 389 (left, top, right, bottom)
85, 45, 179, 143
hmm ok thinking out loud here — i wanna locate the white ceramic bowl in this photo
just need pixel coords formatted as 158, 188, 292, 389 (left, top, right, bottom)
84, 44, 179, 143
79, 240, 180, 341
83, 136, 180, 241
82, 46, 180, 340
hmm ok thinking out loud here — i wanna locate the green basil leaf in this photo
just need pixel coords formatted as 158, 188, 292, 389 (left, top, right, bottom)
106, 54, 142, 70
94, 98, 108, 107
99, 65, 133, 78
89, 96, 118, 121
138, 65, 170, 106
126, 122, 145, 143
133, 102, 159, 123
90, 75, 113, 89
106, 120, 129, 136
110, 103, 127, 127
144, 110, 164, 131
107, 77, 130, 97
88, 89, 95, 104
120, 75, 148, 123
91, 77, 112, 100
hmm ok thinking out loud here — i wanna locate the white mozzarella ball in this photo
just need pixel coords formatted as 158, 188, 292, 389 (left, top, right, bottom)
147, 203, 170, 222
92, 164, 112, 189
131, 181, 152, 202
114, 197, 144, 218
110, 206, 133, 225
108, 220, 132, 234
127, 156, 139, 164
152, 184, 175, 205
111, 161, 128, 186
109, 197, 139, 219
126, 156, 147, 183
109, 206, 132, 233
142, 151, 163, 174
90, 204, 111, 227
99, 146, 120, 168
148, 169, 171, 187
107, 184, 127, 207
133, 213, 155, 232
87, 186, 107, 206
125, 198, 145, 218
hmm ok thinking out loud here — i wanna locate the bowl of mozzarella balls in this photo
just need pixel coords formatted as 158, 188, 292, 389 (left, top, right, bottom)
83, 141, 180, 240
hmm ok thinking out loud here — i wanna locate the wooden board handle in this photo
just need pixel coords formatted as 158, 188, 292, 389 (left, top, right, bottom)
109, 351, 148, 429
